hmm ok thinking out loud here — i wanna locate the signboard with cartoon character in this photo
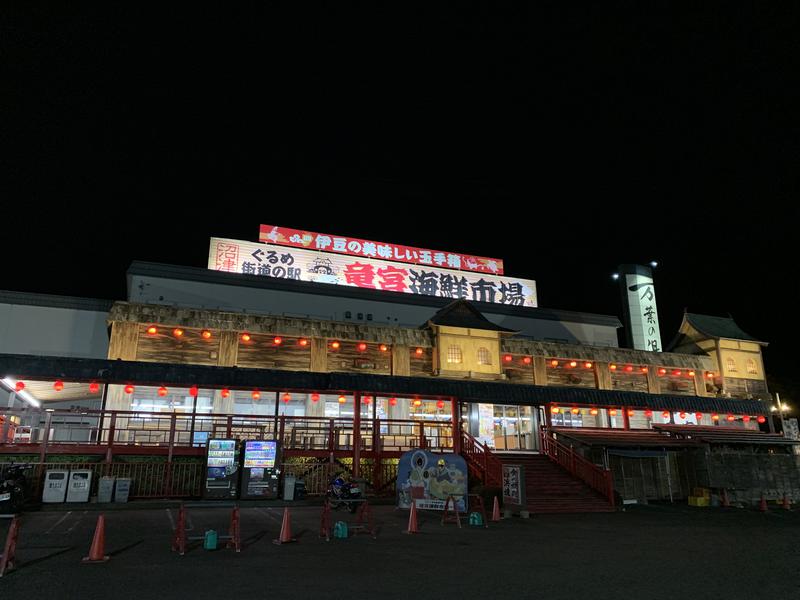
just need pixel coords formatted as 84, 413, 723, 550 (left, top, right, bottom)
397, 449, 468, 512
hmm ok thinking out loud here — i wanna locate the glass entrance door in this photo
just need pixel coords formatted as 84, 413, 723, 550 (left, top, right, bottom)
492, 405, 536, 451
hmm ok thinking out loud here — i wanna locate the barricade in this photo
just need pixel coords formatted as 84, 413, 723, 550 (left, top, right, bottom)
441, 495, 461, 528
171, 504, 242, 554
322, 499, 376, 539
0, 516, 20, 577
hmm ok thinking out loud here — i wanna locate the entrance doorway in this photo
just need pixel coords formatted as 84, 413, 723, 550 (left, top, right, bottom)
465, 403, 538, 451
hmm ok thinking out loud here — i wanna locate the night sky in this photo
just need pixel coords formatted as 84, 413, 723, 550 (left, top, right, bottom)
2, 6, 798, 390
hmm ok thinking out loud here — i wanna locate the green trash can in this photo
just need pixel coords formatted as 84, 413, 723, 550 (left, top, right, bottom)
333, 521, 348, 539
469, 512, 484, 526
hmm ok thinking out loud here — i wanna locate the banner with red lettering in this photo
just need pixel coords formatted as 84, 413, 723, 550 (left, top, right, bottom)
210, 238, 536, 307
258, 224, 504, 275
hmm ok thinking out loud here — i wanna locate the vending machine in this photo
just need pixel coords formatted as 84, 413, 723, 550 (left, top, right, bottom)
240, 440, 281, 500
204, 438, 241, 499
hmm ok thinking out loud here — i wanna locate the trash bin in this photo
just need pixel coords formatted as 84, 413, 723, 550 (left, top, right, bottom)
97, 476, 116, 503
42, 470, 70, 503
66, 470, 92, 503
114, 478, 132, 503
283, 474, 296, 501
294, 479, 306, 500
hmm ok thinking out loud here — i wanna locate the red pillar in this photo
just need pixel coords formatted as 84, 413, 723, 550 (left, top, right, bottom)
451, 397, 461, 454
353, 392, 361, 478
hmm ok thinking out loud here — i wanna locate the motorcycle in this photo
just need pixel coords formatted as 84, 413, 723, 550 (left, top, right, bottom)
326, 476, 362, 513
0, 464, 30, 514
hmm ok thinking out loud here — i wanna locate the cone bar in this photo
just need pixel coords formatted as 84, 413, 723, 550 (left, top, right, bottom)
82, 514, 110, 563
491, 496, 501, 522
226, 505, 241, 552
441, 495, 461, 528
319, 500, 332, 541
404, 501, 420, 534
171, 504, 187, 555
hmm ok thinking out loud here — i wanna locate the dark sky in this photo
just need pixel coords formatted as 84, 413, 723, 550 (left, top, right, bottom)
2, 6, 798, 386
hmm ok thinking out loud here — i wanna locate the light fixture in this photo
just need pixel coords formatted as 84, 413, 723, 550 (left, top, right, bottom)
173, 328, 184, 338
624, 365, 634, 372
610, 364, 617, 371
644, 409, 653, 418
551, 406, 560, 414
338, 395, 346, 404
662, 411, 670, 419
379, 344, 389, 352
569, 361, 577, 368
124, 385, 135, 394
273, 336, 283, 345
201, 330, 212, 339
221, 389, 230, 398
389, 397, 397, 406
584, 362, 593, 369
146, 325, 158, 335
54, 380, 64, 392
627, 409, 635, 417
311, 393, 320, 402
650, 261, 658, 268
589, 408, 599, 416
726, 414, 735, 422
571, 407, 580, 415
437, 399, 445, 409
189, 385, 198, 396
550, 360, 559, 367
282, 393, 291, 403
612, 273, 619, 281
252, 390, 260, 400
413, 398, 422, 407
711, 413, 720, 421
504, 355, 513, 363
158, 386, 168, 397
299, 338, 309, 346
358, 342, 367, 352
658, 368, 667, 376
415, 348, 424, 356
363, 395, 371, 404
241, 333, 251, 342
694, 412, 703, 420
641, 367, 648, 373
523, 356, 532, 365
89, 382, 100, 394
2, 378, 40, 407
757, 415, 766, 424
331, 341, 340, 350
609, 409, 618, 416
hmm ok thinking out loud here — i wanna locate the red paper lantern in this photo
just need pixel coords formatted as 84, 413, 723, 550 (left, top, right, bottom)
363, 396, 371, 404
658, 368, 667, 376
679, 411, 687, 419
672, 370, 682, 377
14, 381, 25, 392
273, 336, 283, 346
173, 328, 184, 338
310, 393, 320, 403
550, 360, 559, 367
688, 370, 695, 377
436, 399, 445, 409
644, 409, 653, 418
627, 409, 635, 417
569, 361, 577, 368
742, 415, 751, 423
584, 362, 593, 369
89, 382, 100, 394
757, 415, 766, 424
189, 385, 198, 396
609, 409, 618, 416
389, 397, 397, 407
379, 344, 389, 352
589, 408, 599, 416
282, 393, 291, 403
523, 356, 532, 364
53, 380, 64, 392
694, 412, 703, 420
571, 407, 580, 415
338, 395, 346, 404
221, 389, 230, 398
146, 325, 158, 335
298, 338, 309, 346
609, 364, 617, 371
624, 365, 634, 372
726, 414, 735, 422
241, 333, 251, 342
706, 372, 715, 379
252, 390, 261, 400
503, 355, 513, 363
551, 406, 560, 414
331, 341, 340, 350
641, 367, 649, 373
357, 342, 367, 352
158, 386, 168, 397
201, 330, 212, 339
662, 411, 671, 419
124, 384, 134, 394
711, 413, 720, 421
415, 347, 424, 356
413, 398, 422, 407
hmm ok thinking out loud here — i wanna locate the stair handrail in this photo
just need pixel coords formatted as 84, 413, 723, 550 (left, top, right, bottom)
460, 430, 503, 488
540, 428, 615, 507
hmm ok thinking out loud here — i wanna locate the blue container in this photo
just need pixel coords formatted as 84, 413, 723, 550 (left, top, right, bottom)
203, 529, 218, 550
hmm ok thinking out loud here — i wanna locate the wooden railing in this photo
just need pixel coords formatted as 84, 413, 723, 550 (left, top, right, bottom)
460, 430, 503, 488
540, 429, 615, 507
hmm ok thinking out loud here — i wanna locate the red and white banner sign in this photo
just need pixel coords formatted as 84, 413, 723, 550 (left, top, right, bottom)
258, 224, 504, 275
209, 238, 536, 307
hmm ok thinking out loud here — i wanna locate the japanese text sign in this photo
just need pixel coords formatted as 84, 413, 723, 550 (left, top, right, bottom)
625, 272, 662, 352
209, 237, 536, 307
259, 224, 504, 275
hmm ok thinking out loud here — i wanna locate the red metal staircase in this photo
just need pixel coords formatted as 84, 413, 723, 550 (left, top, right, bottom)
460, 430, 503, 488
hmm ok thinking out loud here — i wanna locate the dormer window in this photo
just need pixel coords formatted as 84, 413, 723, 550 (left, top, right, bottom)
747, 359, 758, 375
726, 357, 737, 373
477, 347, 492, 365
447, 345, 463, 364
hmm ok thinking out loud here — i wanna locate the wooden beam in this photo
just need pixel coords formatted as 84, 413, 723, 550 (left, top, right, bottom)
108, 322, 139, 360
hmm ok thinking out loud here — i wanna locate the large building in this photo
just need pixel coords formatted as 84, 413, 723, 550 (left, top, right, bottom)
1, 226, 795, 511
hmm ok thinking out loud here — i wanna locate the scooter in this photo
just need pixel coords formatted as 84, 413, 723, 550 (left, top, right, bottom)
0, 464, 30, 514
326, 477, 362, 513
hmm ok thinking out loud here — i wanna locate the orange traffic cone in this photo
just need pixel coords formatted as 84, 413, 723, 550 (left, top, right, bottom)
759, 493, 768, 513
227, 506, 241, 552
272, 508, 297, 545
782, 494, 791, 511
491, 496, 501, 522
0, 516, 20, 577
82, 514, 110, 563
721, 488, 730, 508
319, 500, 332, 541
404, 501, 420, 534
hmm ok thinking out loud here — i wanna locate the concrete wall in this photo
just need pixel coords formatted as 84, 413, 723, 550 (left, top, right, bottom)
0, 301, 109, 359
128, 273, 619, 347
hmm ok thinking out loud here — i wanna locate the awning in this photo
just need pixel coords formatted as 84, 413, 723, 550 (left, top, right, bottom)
552, 427, 697, 448
653, 425, 800, 446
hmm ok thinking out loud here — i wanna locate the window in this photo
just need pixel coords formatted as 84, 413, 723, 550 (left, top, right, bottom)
747, 359, 758, 375
447, 345, 463, 364
726, 357, 737, 373
477, 347, 492, 365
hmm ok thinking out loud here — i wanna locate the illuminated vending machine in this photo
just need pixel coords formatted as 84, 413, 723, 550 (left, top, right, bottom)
204, 438, 241, 499
239, 440, 281, 500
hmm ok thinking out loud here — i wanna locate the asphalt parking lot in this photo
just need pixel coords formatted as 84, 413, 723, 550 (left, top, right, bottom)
2, 503, 799, 600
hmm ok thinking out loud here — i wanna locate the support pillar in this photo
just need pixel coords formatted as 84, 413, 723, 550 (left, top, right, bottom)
451, 397, 461, 454
353, 392, 361, 478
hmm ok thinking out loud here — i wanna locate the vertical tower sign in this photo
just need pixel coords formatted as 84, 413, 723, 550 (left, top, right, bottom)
618, 264, 662, 352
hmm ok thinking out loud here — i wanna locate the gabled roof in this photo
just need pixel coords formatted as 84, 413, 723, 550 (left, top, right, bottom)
424, 299, 517, 333
685, 313, 766, 345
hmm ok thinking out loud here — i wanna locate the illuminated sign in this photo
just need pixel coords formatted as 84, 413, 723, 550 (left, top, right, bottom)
259, 224, 504, 275
209, 237, 537, 307
243, 441, 277, 469
623, 269, 662, 352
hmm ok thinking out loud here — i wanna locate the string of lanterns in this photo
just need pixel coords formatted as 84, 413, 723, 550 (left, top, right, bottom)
549, 404, 767, 424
